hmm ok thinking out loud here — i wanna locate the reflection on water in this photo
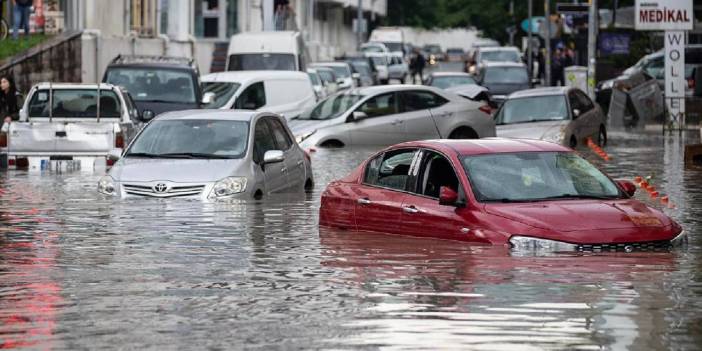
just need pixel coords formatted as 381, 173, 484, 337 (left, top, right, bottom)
1, 131, 701, 350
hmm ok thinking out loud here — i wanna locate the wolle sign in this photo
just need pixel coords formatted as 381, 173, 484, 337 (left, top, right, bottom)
635, 0, 693, 128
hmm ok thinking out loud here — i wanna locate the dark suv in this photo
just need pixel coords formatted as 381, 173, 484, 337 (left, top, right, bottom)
102, 55, 203, 118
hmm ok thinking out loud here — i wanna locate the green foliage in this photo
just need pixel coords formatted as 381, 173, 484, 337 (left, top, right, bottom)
0, 34, 50, 62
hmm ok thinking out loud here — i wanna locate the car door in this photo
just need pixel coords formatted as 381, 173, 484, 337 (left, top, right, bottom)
399, 150, 477, 241
252, 118, 288, 194
267, 117, 306, 191
354, 148, 418, 234
347, 92, 405, 145
398, 90, 445, 140
574, 90, 601, 138
234, 82, 266, 110
568, 90, 597, 142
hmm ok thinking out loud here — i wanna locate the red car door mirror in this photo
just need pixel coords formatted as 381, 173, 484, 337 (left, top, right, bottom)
439, 186, 459, 206
616, 180, 637, 197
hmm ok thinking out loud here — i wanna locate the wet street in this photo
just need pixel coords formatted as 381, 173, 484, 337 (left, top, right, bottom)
1, 130, 701, 350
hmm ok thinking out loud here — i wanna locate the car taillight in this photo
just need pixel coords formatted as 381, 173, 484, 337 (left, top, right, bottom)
107, 158, 115, 166
115, 133, 124, 148
479, 105, 493, 115
8, 158, 15, 166
0, 133, 6, 148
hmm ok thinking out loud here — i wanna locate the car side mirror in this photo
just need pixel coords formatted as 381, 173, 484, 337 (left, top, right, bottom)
108, 148, 123, 161
263, 150, 284, 164
202, 91, 216, 105
572, 109, 581, 118
439, 186, 459, 206
352, 73, 361, 79
337, 78, 345, 85
141, 109, 155, 122
616, 180, 637, 197
351, 111, 368, 121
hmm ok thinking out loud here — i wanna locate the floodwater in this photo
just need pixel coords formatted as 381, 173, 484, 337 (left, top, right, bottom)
1, 131, 701, 350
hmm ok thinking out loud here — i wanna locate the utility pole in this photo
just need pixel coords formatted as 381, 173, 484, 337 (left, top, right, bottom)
587, 0, 597, 98
528, 0, 533, 80
545, 0, 551, 86
357, 0, 363, 50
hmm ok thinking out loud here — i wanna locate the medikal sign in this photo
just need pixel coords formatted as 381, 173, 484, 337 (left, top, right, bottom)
635, 0, 693, 31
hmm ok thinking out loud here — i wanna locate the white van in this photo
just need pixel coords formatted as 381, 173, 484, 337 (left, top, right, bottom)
368, 27, 406, 56
201, 71, 316, 120
226, 31, 309, 72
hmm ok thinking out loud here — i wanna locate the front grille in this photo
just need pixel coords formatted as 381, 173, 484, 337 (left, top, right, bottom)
122, 183, 205, 198
577, 240, 672, 252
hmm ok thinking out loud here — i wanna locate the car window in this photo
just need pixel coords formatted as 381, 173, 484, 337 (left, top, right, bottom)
364, 149, 417, 191
643, 57, 664, 79
416, 151, 460, 198
235, 82, 266, 110
358, 93, 398, 118
203, 82, 241, 109
268, 118, 293, 151
575, 91, 594, 113
400, 91, 448, 112
28, 89, 122, 118
568, 92, 582, 114
121, 90, 139, 121
104, 68, 197, 104
253, 119, 277, 164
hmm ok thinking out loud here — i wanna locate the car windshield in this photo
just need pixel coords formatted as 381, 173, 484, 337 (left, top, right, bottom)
361, 46, 385, 53
327, 66, 350, 78
105, 68, 196, 104
308, 72, 321, 85
370, 56, 388, 66
463, 152, 621, 202
228, 53, 296, 71
383, 42, 404, 52
447, 49, 464, 54
481, 50, 520, 62
496, 95, 568, 124
351, 63, 372, 76
297, 94, 363, 120
202, 82, 241, 109
431, 76, 477, 89
126, 119, 249, 159
484, 67, 528, 83
27, 89, 122, 118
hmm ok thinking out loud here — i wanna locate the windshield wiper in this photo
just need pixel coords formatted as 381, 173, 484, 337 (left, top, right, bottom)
536, 194, 620, 201
124, 152, 161, 158
157, 152, 234, 159
139, 99, 193, 104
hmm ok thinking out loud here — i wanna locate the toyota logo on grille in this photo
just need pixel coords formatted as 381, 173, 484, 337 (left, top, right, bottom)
153, 183, 169, 193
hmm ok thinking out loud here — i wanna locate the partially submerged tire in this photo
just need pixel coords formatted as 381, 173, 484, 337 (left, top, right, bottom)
569, 136, 577, 148
320, 140, 344, 148
597, 126, 607, 147
448, 127, 478, 139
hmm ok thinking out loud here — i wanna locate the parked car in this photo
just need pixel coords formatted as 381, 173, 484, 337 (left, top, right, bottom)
307, 68, 329, 101
201, 71, 316, 120
475, 62, 531, 104
387, 53, 410, 83
368, 27, 407, 56
348, 61, 376, 87
289, 85, 496, 148
227, 31, 309, 71
424, 72, 477, 89
1, 83, 140, 171
319, 138, 686, 250
360, 42, 390, 55
343, 55, 380, 85
446, 47, 467, 62
495, 87, 607, 148
99, 110, 313, 200
314, 67, 340, 95
468, 46, 521, 74
103, 55, 203, 117
422, 44, 445, 63
310, 62, 355, 90
366, 53, 391, 84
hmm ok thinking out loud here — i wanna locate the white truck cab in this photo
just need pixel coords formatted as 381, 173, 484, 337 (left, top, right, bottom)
226, 31, 309, 72
0, 83, 140, 171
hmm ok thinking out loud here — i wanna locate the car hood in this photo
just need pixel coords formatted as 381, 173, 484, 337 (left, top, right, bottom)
496, 120, 569, 140
287, 118, 342, 136
485, 199, 672, 232
484, 82, 530, 96
134, 101, 201, 116
110, 158, 246, 183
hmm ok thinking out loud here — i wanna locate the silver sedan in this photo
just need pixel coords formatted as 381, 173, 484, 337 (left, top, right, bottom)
495, 87, 608, 148
289, 85, 496, 148
98, 110, 313, 200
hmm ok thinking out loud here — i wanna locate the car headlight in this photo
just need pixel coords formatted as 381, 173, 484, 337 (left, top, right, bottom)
509, 235, 579, 252
295, 130, 316, 144
98, 175, 116, 195
540, 126, 567, 144
209, 177, 247, 198
670, 230, 687, 247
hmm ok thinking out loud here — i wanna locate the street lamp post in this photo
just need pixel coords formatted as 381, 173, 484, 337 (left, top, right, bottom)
545, 0, 551, 87
587, 0, 598, 98
528, 0, 533, 80
357, 0, 363, 50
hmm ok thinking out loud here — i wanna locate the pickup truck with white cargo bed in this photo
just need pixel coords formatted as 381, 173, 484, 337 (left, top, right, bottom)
0, 83, 141, 171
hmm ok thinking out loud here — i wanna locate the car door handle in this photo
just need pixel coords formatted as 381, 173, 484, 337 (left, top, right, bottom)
391, 119, 403, 125
357, 198, 372, 205
281, 167, 287, 173
402, 205, 420, 214
55, 131, 67, 137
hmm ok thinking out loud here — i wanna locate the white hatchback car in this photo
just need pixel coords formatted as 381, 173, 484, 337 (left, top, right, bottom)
99, 110, 313, 200
289, 85, 496, 148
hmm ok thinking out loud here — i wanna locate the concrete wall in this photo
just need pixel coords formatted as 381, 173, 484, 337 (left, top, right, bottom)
0, 32, 83, 93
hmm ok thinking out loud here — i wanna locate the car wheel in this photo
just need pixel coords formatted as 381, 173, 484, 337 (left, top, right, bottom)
253, 190, 263, 200
597, 126, 607, 147
449, 127, 478, 139
569, 135, 577, 148
304, 179, 314, 193
320, 139, 344, 148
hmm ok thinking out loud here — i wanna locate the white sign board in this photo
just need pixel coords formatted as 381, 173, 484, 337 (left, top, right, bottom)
665, 31, 686, 125
635, 0, 693, 31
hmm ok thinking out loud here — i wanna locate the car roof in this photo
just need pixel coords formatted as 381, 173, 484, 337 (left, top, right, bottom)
429, 72, 473, 77
311, 62, 351, 68
108, 55, 196, 69
392, 138, 571, 156
155, 109, 273, 122
201, 70, 309, 83
347, 84, 442, 96
479, 46, 520, 52
482, 61, 526, 68
508, 87, 570, 98
33, 82, 120, 90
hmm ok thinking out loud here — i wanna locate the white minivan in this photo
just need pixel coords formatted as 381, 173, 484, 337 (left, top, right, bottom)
201, 71, 316, 120
227, 31, 309, 72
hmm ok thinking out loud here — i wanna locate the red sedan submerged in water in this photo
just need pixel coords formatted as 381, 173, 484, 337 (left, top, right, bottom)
319, 139, 686, 252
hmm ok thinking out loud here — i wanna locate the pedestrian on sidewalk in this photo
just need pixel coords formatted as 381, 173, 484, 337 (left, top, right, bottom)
12, 0, 33, 40
413, 49, 426, 84
0, 76, 22, 127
